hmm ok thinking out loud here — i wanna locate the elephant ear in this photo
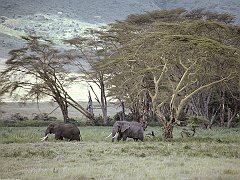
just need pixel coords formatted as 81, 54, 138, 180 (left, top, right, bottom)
121, 123, 130, 133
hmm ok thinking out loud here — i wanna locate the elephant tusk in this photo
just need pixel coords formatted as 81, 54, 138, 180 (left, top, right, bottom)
112, 132, 119, 139
105, 133, 112, 139
40, 135, 48, 141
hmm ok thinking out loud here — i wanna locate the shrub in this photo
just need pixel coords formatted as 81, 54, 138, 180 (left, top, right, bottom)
32, 113, 57, 121
92, 116, 115, 126
187, 116, 209, 128
11, 113, 28, 121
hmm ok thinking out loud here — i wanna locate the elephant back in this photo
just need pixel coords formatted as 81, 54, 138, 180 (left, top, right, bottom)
130, 121, 144, 130
129, 121, 144, 138
61, 123, 80, 140
63, 123, 79, 132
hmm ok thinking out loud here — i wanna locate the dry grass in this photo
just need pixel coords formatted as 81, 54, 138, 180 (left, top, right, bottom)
0, 126, 240, 179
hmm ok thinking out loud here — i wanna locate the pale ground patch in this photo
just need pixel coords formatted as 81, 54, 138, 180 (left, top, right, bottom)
0, 13, 105, 44
0, 100, 119, 121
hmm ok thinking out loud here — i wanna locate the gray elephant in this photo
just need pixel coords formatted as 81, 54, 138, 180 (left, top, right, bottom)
109, 121, 144, 142
41, 122, 82, 141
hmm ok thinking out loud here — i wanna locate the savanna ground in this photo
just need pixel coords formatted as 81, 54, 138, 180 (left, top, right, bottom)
0, 125, 240, 180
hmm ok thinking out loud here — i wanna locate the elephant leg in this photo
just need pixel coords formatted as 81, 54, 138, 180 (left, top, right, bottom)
117, 134, 123, 141
57, 136, 63, 140
122, 134, 128, 141
55, 133, 63, 140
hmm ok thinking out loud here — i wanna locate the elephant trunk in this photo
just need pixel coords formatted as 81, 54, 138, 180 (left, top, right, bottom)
45, 129, 50, 136
41, 128, 50, 141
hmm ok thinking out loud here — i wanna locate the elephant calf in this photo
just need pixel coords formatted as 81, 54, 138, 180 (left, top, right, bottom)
41, 122, 82, 141
109, 121, 144, 142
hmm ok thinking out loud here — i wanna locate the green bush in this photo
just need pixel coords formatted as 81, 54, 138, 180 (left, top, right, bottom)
187, 116, 209, 127
232, 117, 240, 127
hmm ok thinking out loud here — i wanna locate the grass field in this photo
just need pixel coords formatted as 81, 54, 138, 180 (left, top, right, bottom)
0, 126, 240, 180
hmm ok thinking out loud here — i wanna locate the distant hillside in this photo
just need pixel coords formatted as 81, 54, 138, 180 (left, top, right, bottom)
0, 0, 239, 59
0, 0, 239, 103
1, 0, 239, 24
153, 0, 240, 24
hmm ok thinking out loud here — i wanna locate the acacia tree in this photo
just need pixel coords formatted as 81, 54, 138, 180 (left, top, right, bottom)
1, 36, 94, 122
99, 9, 240, 138
206, 82, 240, 128
65, 29, 117, 125
0, 74, 12, 108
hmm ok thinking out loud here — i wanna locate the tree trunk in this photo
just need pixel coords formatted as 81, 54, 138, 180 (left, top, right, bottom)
89, 79, 108, 125
59, 101, 69, 123
61, 107, 69, 123
54, 93, 69, 123
227, 106, 237, 128
102, 106, 108, 124
162, 121, 174, 139
227, 116, 234, 128
98, 77, 107, 125
155, 107, 174, 139
130, 100, 141, 121
87, 90, 94, 117
207, 111, 216, 129
220, 90, 225, 127
120, 100, 125, 121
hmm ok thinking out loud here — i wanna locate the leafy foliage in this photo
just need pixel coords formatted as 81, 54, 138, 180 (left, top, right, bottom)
96, 9, 240, 138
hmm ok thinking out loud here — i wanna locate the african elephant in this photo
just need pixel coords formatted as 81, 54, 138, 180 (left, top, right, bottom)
110, 121, 144, 142
41, 122, 82, 141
